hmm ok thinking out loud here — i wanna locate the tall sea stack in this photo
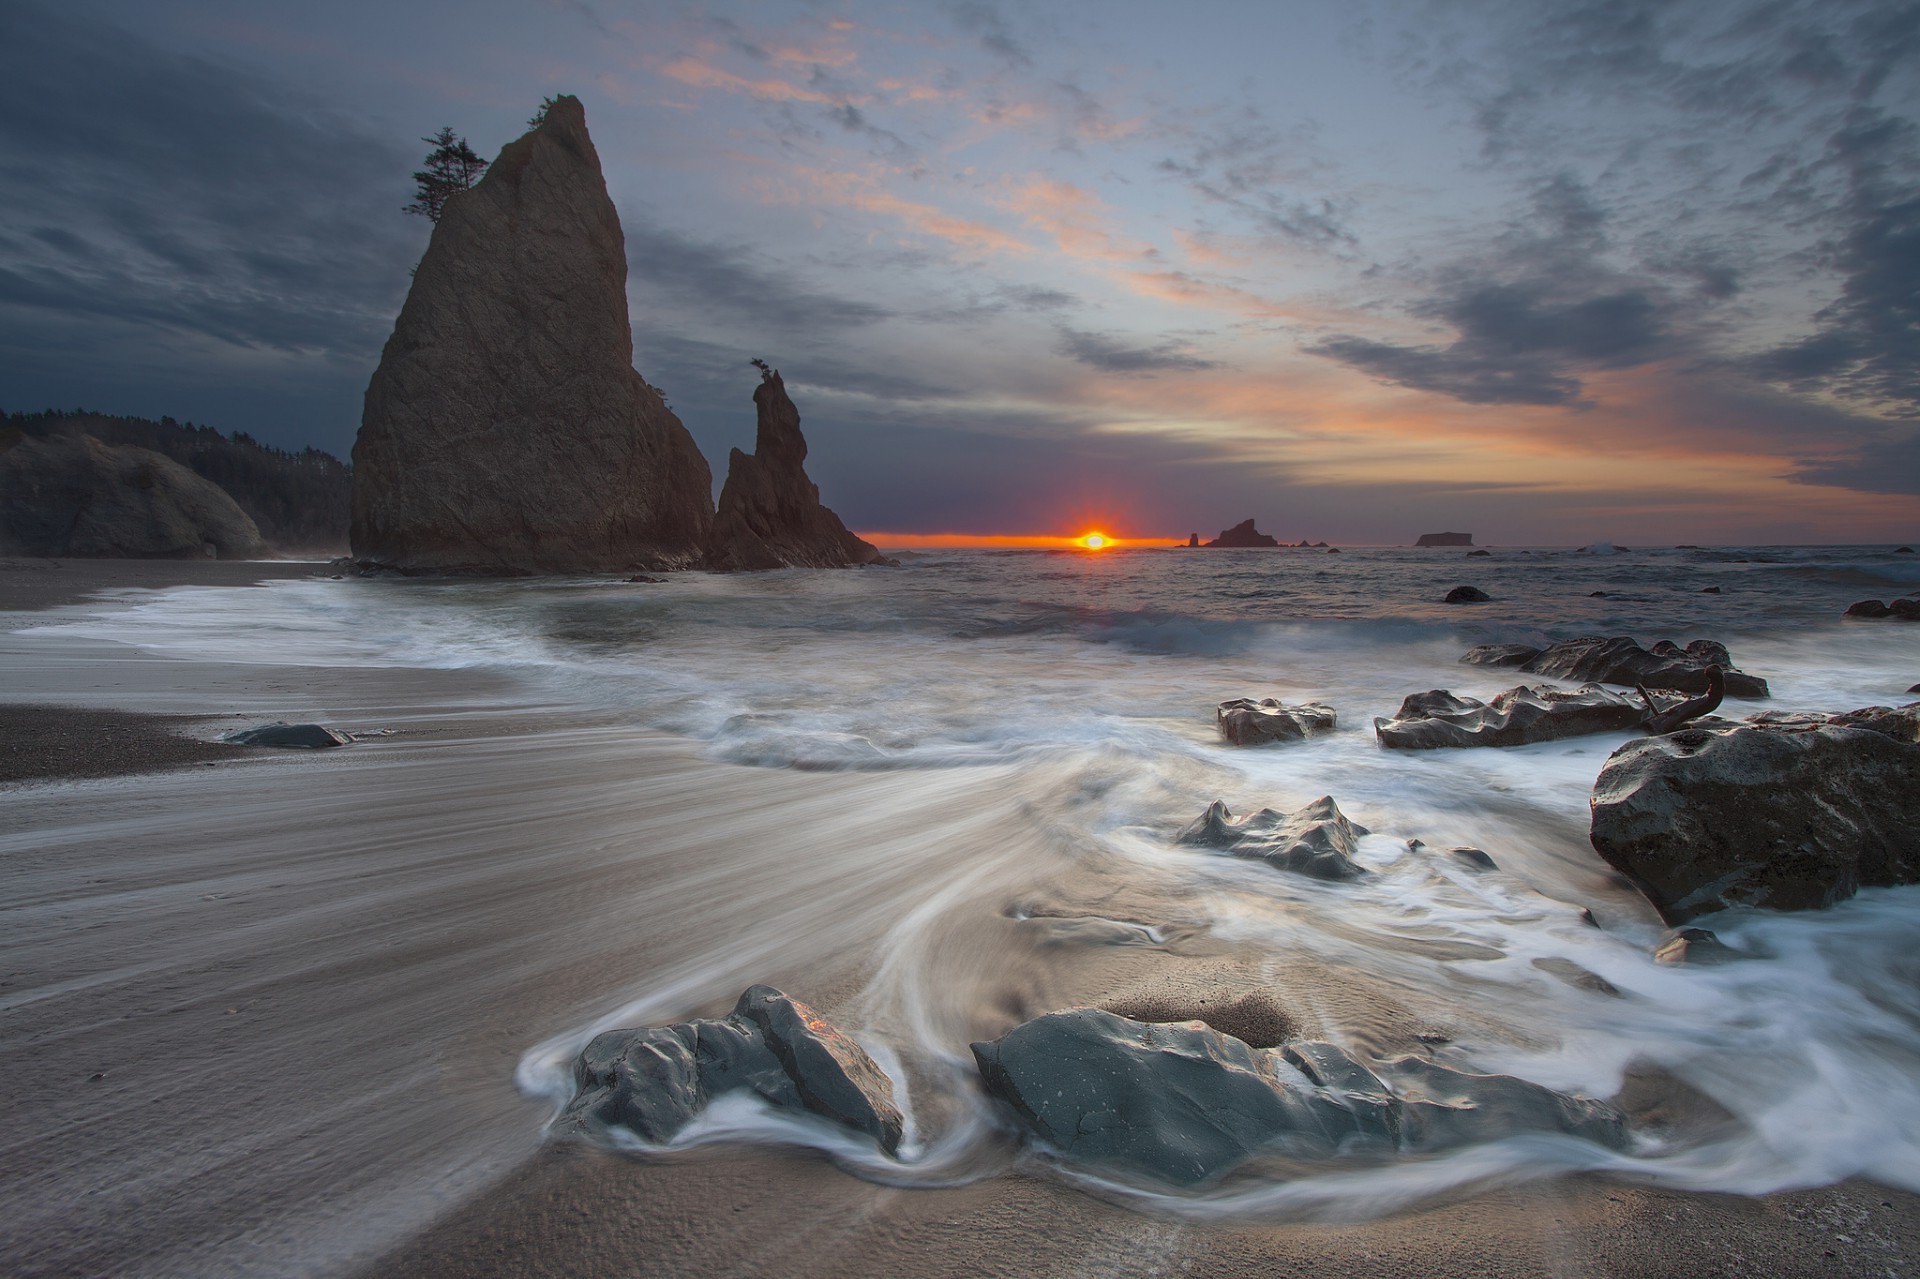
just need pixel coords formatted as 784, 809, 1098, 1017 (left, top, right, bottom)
704, 368, 885, 572
351, 96, 712, 574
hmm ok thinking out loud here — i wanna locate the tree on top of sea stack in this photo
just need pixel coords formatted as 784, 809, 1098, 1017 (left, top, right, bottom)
402, 128, 488, 223
351, 95, 714, 575
703, 362, 887, 572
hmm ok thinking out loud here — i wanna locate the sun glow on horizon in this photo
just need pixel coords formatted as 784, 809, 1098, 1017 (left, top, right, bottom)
1080, 531, 1112, 550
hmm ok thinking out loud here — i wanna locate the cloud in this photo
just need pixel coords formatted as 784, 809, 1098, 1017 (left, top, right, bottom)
624, 218, 892, 333
1154, 109, 1354, 248
1791, 428, 1920, 494
1055, 328, 1217, 374
776, 169, 1030, 255
946, 1, 1032, 68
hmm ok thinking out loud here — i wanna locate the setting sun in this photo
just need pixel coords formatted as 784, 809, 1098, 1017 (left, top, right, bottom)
1079, 532, 1112, 550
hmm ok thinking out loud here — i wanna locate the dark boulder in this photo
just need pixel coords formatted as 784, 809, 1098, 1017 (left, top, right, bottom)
1374, 683, 1650, 750
562, 985, 903, 1153
1177, 796, 1369, 880
1897, 546, 1914, 554
1444, 585, 1491, 603
1466, 548, 1492, 557
1464, 635, 1768, 698
1700, 586, 1721, 594
1203, 519, 1280, 548
970, 1009, 1626, 1187
1845, 599, 1891, 618
224, 722, 352, 749
1897, 599, 1920, 620
1589, 705, 1920, 923
1215, 697, 1337, 746
1416, 532, 1473, 547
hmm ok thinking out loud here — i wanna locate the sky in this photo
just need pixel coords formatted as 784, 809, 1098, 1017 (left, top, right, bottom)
1, 0, 1916, 545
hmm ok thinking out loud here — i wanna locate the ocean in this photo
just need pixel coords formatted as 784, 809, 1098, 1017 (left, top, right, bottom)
35, 542, 1920, 1221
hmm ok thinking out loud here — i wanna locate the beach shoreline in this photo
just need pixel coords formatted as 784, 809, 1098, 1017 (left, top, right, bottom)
3, 562, 1918, 1277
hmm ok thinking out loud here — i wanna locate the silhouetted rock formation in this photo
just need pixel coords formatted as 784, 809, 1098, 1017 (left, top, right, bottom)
561, 985, 903, 1153
971, 1009, 1627, 1187
351, 96, 712, 574
704, 369, 885, 572
1416, 531, 1473, 547
1375, 684, 1651, 749
3, 410, 351, 555
1461, 636, 1768, 698
1203, 519, 1279, 548
0, 431, 267, 559
1444, 585, 1491, 603
1215, 697, 1337, 745
1589, 704, 1920, 923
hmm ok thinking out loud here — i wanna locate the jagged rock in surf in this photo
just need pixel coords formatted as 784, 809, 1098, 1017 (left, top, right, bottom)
1215, 697, 1337, 746
351, 96, 712, 575
1177, 796, 1369, 881
1374, 683, 1654, 750
561, 985, 903, 1154
970, 1008, 1627, 1188
1589, 704, 1920, 923
704, 369, 886, 572
1461, 635, 1768, 698
0, 432, 267, 560
1203, 519, 1280, 548
223, 722, 352, 749
1416, 531, 1473, 547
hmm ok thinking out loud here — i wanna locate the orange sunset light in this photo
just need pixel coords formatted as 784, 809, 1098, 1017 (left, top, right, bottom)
1079, 531, 1112, 550
857, 531, 1171, 550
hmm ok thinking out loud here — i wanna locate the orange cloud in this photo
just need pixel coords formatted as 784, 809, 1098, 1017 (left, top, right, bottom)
772, 169, 1032, 256
1001, 177, 1149, 262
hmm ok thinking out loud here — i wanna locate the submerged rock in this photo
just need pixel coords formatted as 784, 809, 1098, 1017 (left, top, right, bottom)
1467, 548, 1492, 557
562, 985, 903, 1154
970, 1009, 1626, 1187
1444, 585, 1491, 603
1416, 532, 1473, 547
1461, 635, 1768, 698
351, 96, 713, 575
223, 722, 352, 749
1177, 796, 1369, 880
704, 368, 887, 572
1589, 704, 1920, 923
1215, 697, 1337, 746
0, 433, 267, 560
1203, 518, 1280, 548
1374, 684, 1650, 750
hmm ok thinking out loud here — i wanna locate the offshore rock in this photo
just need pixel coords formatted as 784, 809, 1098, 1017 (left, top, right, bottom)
0, 433, 267, 560
1444, 584, 1491, 603
224, 722, 351, 749
1589, 704, 1920, 923
1203, 518, 1280, 548
1462, 636, 1768, 698
351, 96, 712, 574
970, 1009, 1627, 1188
1846, 598, 1920, 620
1416, 531, 1473, 547
704, 369, 885, 572
562, 985, 903, 1154
1374, 683, 1650, 750
1215, 697, 1337, 746
1178, 796, 1369, 881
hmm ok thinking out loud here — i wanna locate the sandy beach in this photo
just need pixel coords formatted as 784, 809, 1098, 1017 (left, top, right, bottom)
3, 560, 1918, 1277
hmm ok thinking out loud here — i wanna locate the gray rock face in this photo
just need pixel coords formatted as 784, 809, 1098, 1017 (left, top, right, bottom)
1215, 698, 1337, 746
704, 371, 885, 572
1375, 683, 1650, 750
1589, 704, 1920, 923
224, 723, 351, 749
1462, 635, 1768, 698
1177, 796, 1369, 880
970, 1009, 1626, 1187
1416, 531, 1473, 547
562, 985, 903, 1154
0, 433, 266, 560
351, 96, 713, 575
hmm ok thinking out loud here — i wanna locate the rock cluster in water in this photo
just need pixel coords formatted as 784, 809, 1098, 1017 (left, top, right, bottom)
1177, 796, 1370, 881
1214, 697, 1337, 746
1375, 683, 1653, 750
1845, 599, 1920, 620
0, 432, 266, 560
1203, 519, 1280, 548
1589, 703, 1920, 923
562, 985, 904, 1153
1462, 636, 1768, 698
970, 1009, 1627, 1187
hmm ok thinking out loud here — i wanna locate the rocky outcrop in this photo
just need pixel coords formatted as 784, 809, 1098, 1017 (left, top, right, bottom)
0, 432, 267, 559
223, 723, 351, 749
1589, 704, 1920, 923
1416, 532, 1473, 547
703, 369, 885, 572
1444, 585, 1490, 603
351, 96, 712, 575
561, 985, 903, 1153
1461, 636, 1768, 698
1375, 683, 1653, 750
970, 1009, 1627, 1187
1177, 796, 1369, 880
1203, 519, 1279, 548
1215, 698, 1336, 746
1845, 599, 1920, 620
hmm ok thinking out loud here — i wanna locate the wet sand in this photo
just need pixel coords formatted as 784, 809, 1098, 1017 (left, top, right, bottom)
3, 571, 1918, 1278
0, 556, 334, 615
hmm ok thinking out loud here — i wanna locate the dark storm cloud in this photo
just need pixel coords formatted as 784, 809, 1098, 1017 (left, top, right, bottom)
0, 2, 418, 443
1055, 327, 1217, 374
623, 220, 892, 333
1791, 429, 1920, 495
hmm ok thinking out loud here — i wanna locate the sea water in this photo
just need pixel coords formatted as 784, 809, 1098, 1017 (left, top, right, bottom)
42, 543, 1920, 1217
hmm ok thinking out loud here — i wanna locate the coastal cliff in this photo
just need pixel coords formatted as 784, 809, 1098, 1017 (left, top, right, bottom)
350, 95, 712, 574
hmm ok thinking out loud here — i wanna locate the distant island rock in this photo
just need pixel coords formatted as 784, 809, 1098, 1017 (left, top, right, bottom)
351, 95, 713, 575
705, 368, 887, 572
1204, 518, 1280, 548
1416, 531, 1473, 547
0, 431, 267, 560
